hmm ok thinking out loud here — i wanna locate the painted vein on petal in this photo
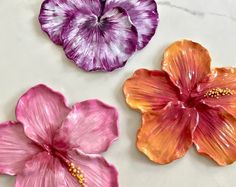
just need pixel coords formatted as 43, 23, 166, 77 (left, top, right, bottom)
197, 68, 236, 116
16, 84, 71, 146
105, 0, 158, 49
123, 69, 179, 113
193, 105, 236, 166
53, 99, 119, 154
62, 7, 137, 71
39, 0, 101, 45
162, 40, 211, 96
137, 103, 198, 164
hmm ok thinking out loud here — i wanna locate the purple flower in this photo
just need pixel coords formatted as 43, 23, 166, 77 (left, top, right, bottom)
0, 84, 119, 187
39, 0, 159, 72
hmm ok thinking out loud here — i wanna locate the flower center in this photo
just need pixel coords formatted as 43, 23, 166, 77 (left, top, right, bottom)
67, 162, 86, 187
204, 88, 234, 99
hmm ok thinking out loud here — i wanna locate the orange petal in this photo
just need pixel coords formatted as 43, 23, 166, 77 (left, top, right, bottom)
197, 68, 236, 116
162, 40, 211, 96
193, 105, 236, 166
137, 103, 198, 164
123, 69, 179, 113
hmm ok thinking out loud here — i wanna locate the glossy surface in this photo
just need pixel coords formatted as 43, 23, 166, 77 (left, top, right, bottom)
124, 40, 236, 165
0, 85, 119, 187
2, 0, 236, 186
39, 0, 159, 71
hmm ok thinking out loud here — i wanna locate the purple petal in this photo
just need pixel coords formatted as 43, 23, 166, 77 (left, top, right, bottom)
105, 0, 159, 49
39, 0, 101, 45
16, 84, 71, 146
65, 150, 118, 187
53, 99, 119, 154
0, 122, 41, 176
62, 7, 138, 71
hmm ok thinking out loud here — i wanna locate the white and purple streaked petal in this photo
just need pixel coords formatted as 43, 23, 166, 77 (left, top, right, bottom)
0, 122, 41, 176
65, 150, 118, 187
53, 99, 119, 154
16, 84, 71, 147
62, 7, 138, 72
39, 0, 101, 45
105, 0, 159, 49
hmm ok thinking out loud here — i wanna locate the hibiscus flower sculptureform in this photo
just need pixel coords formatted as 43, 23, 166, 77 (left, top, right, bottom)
39, 0, 158, 72
124, 40, 236, 166
0, 85, 119, 186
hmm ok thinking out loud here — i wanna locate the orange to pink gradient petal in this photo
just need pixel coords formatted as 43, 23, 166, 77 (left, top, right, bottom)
162, 40, 211, 96
137, 103, 198, 164
197, 68, 236, 116
123, 69, 179, 113
193, 105, 236, 166
124, 40, 236, 166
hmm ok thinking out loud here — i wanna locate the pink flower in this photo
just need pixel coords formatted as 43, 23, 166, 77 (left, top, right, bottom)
0, 84, 119, 187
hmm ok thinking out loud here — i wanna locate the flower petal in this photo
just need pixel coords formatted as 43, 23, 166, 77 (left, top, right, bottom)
196, 68, 236, 116
39, 0, 101, 45
65, 150, 118, 187
162, 40, 211, 97
62, 7, 137, 71
0, 121, 41, 176
14, 152, 69, 187
53, 99, 119, 154
105, 0, 158, 49
16, 84, 71, 146
137, 103, 198, 164
123, 69, 179, 113
193, 105, 236, 166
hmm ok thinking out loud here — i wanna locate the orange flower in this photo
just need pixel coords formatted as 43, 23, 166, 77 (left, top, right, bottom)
123, 40, 236, 165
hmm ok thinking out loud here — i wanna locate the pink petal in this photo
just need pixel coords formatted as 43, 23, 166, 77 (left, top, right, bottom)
193, 105, 236, 166
62, 7, 137, 71
105, 0, 159, 49
53, 99, 119, 154
39, 0, 101, 45
14, 152, 68, 187
65, 150, 118, 187
16, 84, 71, 146
0, 121, 41, 176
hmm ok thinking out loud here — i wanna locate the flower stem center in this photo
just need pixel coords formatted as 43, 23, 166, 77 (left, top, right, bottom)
67, 162, 86, 187
204, 88, 234, 99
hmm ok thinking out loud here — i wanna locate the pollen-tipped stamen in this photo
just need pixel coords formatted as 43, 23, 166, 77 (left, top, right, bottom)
68, 162, 86, 187
204, 88, 234, 99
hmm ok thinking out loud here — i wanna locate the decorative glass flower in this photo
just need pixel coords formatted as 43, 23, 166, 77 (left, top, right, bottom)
0, 85, 119, 186
123, 40, 236, 166
39, 0, 158, 72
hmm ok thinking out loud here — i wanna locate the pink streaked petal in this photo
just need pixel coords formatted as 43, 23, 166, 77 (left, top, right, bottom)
105, 0, 159, 49
39, 0, 101, 45
193, 105, 236, 166
53, 99, 119, 154
0, 121, 41, 176
16, 84, 71, 146
65, 150, 118, 187
62, 7, 137, 72
14, 152, 68, 187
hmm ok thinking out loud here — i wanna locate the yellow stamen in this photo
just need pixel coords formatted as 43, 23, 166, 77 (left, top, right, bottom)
204, 88, 234, 99
68, 162, 86, 187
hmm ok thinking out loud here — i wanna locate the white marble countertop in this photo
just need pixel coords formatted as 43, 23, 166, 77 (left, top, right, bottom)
0, 0, 236, 186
